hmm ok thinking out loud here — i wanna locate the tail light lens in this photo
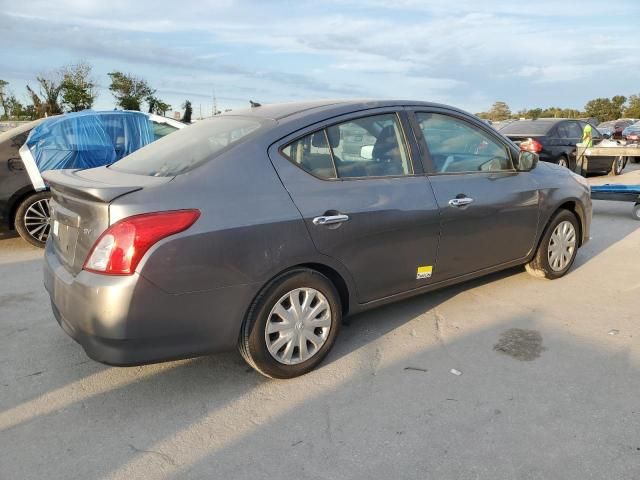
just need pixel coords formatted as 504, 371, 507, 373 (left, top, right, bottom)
84, 210, 200, 275
520, 138, 543, 153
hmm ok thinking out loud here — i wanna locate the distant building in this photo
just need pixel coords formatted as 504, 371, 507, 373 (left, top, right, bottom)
173, 111, 181, 120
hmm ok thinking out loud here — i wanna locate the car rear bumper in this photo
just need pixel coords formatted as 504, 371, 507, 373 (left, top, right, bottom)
43, 241, 257, 366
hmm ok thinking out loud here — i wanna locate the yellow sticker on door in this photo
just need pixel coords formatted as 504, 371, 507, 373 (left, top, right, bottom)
416, 265, 433, 280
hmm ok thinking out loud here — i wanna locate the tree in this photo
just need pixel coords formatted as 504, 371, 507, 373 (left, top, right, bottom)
107, 72, 154, 111
146, 95, 171, 116
624, 94, 640, 118
182, 100, 192, 123
584, 96, 625, 122
0, 79, 8, 119
487, 101, 511, 121
4, 95, 26, 119
26, 72, 63, 117
60, 61, 97, 112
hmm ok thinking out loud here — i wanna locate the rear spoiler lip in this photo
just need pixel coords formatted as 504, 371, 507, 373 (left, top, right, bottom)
42, 169, 144, 203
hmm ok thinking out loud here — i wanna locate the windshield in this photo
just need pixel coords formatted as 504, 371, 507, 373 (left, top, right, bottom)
111, 116, 264, 176
500, 121, 555, 135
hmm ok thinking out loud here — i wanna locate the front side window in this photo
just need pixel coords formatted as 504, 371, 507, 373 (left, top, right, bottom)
416, 113, 513, 173
282, 113, 412, 179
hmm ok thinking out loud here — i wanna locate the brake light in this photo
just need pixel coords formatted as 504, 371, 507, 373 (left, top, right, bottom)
84, 210, 200, 275
520, 138, 543, 153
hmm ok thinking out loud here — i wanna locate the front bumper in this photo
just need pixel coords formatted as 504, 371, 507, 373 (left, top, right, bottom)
44, 241, 257, 366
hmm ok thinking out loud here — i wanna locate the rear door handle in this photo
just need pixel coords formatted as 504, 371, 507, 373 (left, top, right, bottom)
448, 197, 474, 208
313, 214, 350, 225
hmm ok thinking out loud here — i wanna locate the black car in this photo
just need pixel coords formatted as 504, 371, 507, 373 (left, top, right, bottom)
0, 119, 47, 245
500, 119, 626, 175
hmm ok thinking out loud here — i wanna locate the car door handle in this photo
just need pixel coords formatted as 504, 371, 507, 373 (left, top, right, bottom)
313, 214, 350, 225
448, 197, 474, 208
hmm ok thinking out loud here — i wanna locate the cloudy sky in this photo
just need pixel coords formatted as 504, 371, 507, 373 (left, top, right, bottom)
1, 0, 639, 116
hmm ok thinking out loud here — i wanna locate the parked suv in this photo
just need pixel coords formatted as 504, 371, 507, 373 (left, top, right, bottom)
500, 118, 626, 175
0, 111, 183, 247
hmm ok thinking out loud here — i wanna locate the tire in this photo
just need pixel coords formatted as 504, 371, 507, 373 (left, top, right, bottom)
633, 203, 640, 221
525, 209, 579, 280
239, 268, 342, 379
557, 156, 569, 169
609, 156, 625, 176
14, 191, 51, 248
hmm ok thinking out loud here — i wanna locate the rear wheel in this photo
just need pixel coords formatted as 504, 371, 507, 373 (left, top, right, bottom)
239, 269, 341, 379
633, 203, 640, 221
609, 156, 625, 176
557, 156, 569, 168
525, 210, 579, 279
14, 191, 51, 248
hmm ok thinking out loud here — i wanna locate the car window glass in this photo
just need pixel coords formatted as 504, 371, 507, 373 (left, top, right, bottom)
282, 113, 412, 179
556, 123, 569, 138
281, 131, 337, 180
567, 122, 583, 138
326, 113, 412, 178
112, 116, 263, 176
152, 121, 179, 140
416, 113, 513, 173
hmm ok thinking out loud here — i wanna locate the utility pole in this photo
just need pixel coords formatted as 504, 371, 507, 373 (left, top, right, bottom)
199, 104, 202, 120
212, 89, 217, 116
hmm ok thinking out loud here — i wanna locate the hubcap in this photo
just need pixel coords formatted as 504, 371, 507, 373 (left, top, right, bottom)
548, 220, 576, 272
265, 287, 331, 365
558, 158, 568, 168
616, 156, 624, 172
24, 199, 51, 243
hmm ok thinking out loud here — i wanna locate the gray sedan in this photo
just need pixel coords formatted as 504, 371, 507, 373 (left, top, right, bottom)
43, 100, 592, 378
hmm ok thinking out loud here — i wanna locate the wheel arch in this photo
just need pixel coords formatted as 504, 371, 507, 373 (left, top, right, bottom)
7, 186, 41, 229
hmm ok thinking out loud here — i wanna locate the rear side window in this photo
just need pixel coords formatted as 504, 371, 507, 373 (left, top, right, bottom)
281, 113, 412, 179
152, 121, 179, 140
567, 122, 583, 138
111, 116, 262, 176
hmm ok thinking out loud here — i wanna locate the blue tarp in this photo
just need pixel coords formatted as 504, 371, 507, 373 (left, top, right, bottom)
25, 110, 155, 172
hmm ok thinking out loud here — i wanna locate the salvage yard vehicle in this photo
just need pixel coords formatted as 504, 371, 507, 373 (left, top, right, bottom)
43, 100, 592, 379
0, 111, 184, 247
501, 118, 627, 175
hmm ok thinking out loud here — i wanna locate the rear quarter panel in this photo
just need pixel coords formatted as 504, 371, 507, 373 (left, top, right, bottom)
110, 137, 353, 296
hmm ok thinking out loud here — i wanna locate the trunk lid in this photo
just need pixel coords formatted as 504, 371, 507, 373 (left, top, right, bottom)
505, 134, 544, 147
43, 167, 172, 274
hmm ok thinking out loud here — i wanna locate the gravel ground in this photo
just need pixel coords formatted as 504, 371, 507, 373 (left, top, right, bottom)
1, 166, 639, 479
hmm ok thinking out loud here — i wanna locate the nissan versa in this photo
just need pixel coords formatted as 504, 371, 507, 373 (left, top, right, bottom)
43, 100, 592, 378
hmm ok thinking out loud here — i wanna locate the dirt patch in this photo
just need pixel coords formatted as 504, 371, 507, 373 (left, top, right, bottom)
493, 328, 545, 361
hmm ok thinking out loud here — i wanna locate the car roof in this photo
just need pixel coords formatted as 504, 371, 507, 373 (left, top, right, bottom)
221, 99, 471, 122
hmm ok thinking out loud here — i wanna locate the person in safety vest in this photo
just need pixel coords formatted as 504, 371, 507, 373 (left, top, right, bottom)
581, 123, 593, 147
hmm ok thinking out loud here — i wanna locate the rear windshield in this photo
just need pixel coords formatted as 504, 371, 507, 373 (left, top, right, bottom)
111, 116, 264, 176
500, 121, 554, 135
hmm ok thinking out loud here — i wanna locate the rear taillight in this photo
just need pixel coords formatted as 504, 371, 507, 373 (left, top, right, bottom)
84, 210, 200, 275
520, 138, 543, 153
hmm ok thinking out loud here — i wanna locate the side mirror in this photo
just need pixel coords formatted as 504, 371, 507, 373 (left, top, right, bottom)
360, 144, 374, 160
517, 150, 538, 171
602, 133, 611, 139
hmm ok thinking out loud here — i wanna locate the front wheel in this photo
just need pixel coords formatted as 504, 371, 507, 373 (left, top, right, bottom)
239, 269, 342, 379
557, 156, 569, 168
525, 210, 579, 279
14, 191, 52, 248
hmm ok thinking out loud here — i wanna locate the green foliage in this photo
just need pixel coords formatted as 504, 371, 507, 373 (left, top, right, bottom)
584, 97, 625, 122
0, 79, 9, 119
146, 95, 171, 116
623, 94, 640, 118
26, 73, 63, 117
182, 100, 192, 123
108, 72, 154, 111
60, 61, 97, 112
